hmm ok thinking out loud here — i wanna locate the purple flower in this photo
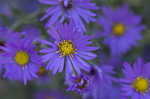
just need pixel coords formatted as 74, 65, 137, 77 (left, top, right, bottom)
0, 27, 22, 74
98, 51, 123, 67
120, 58, 150, 99
40, 22, 98, 76
98, 4, 145, 55
0, 37, 41, 85
83, 65, 116, 99
20, 26, 41, 41
0, 27, 20, 44
102, 85, 121, 99
66, 73, 90, 93
0, 26, 40, 53
38, 0, 98, 32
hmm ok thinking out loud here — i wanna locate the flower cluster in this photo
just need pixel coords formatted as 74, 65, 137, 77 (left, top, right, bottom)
39, 0, 98, 32
98, 4, 145, 55
0, 1, 148, 99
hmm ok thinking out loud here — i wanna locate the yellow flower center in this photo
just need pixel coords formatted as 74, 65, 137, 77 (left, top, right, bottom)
14, 51, 29, 66
77, 80, 87, 89
76, 77, 87, 89
113, 24, 125, 36
57, 40, 76, 56
133, 77, 149, 93
37, 67, 48, 76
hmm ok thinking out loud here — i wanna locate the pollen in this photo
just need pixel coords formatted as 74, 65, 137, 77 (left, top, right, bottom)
76, 77, 87, 89
113, 24, 125, 36
14, 51, 29, 66
77, 80, 87, 89
37, 67, 48, 76
57, 40, 76, 57
133, 77, 149, 94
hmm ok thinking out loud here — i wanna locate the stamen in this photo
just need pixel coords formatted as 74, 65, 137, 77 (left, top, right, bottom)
57, 40, 77, 57
76, 77, 87, 89
77, 80, 87, 89
14, 51, 29, 66
133, 77, 149, 94
113, 24, 125, 36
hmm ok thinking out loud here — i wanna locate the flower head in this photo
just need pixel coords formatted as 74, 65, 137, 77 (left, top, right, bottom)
0, 27, 20, 47
21, 26, 41, 41
0, 27, 23, 73
66, 73, 90, 93
0, 37, 41, 85
98, 4, 145, 55
120, 58, 150, 99
39, 0, 98, 32
40, 22, 98, 76
84, 65, 116, 99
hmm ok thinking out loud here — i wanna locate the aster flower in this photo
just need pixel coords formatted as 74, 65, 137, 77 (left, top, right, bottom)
21, 26, 41, 41
0, 26, 39, 45
0, 27, 22, 73
83, 65, 116, 99
40, 22, 98, 76
39, 0, 98, 32
0, 37, 41, 85
120, 58, 150, 99
98, 50, 123, 67
0, 27, 20, 46
66, 73, 90, 93
102, 85, 121, 99
98, 4, 145, 55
